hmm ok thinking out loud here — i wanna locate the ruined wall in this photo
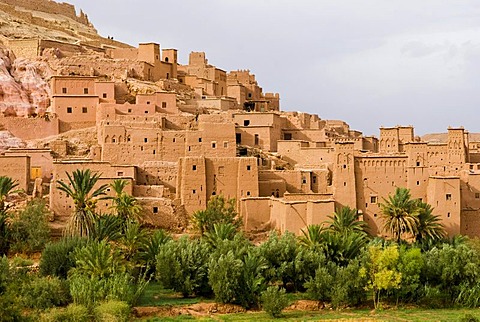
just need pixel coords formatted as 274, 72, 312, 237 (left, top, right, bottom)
277, 140, 333, 168
4, 149, 53, 182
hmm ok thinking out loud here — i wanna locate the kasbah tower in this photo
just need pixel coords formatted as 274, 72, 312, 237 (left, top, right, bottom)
0, 0, 478, 239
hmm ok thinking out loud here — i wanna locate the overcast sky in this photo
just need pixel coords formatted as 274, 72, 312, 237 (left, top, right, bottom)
67, 0, 480, 136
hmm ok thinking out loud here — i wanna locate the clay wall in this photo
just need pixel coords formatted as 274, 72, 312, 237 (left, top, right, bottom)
270, 198, 335, 235
52, 96, 98, 123
0, 116, 59, 140
95, 82, 116, 103
277, 140, 333, 167
4, 148, 53, 183
427, 176, 461, 237
259, 170, 315, 194
135, 196, 185, 230
51, 76, 97, 96
177, 157, 258, 215
354, 155, 408, 236
379, 127, 400, 153
135, 161, 177, 192
333, 142, 357, 209
136, 92, 178, 114
196, 97, 238, 111
133, 185, 170, 199
282, 129, 327, 142
227, 84, 246, 106
241, 197, 272, 231
0, 156, 30, 192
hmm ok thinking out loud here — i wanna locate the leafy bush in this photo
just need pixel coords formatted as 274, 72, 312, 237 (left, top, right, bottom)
9, 199, 51, 254
156, 237, 211, 297
192, 195, 241, 235
459, 314, 480, 322
261, 286, 290, 318
39, 237, 88, 278
41, 304, 89, 322
0, 255, 11, 293
94, 300, 130, 322
258, 231, 298, 288
21, 276, 70, 309
69, 275, 105, 310
70, 240, 124, 279
208, 242, 267, 308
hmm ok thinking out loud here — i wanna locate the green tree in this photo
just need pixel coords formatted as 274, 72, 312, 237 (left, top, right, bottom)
107, 179, 142, 223
360, 245, 402, 309
415, 201, 446, 246
9, 199, 51, 254
327, 206, 368, 235
192, 195, 241, 235
57, 169, 108, 237
379, 187, 419, 243
298, 224, 324, 248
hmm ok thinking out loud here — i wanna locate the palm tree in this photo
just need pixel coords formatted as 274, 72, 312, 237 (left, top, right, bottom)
379, 187, 419, 243
0, 176, 19, 212
326, 206, 368, 235
299, 224, 324, 248
57, 169, 108, 237
107, 179, 143, 223
415, 201, 446, 245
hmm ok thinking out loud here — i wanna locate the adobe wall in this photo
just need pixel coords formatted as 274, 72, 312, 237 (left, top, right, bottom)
270, 198, 335, 235
354, 155, 409, 236
4, 149, 53, 183
277, 140, 333, 168
0, 156, 30, 192
0, 117, 59, 140
52, 96, 98, 123
135, 161, 177, 192
427, 176, 461, 237
333, 142, 357, 209
259, 170, 320, 194
241, 197, 272, 231
136, 197, 186, 231
177, 157, 258, 215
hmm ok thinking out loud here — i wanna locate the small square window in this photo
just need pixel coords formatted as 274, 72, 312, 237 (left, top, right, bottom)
247, 191, 251, 196
103, 93, 107, 98
153, 207, 158, 213
416, 161, 420, 166
476, 193, 480, 199
192, 165, 197, 171
145, 110, 149, 114
247, 165, 251, 171
162, 102, 167, 108
199, 138, 202, 142
223, 141, 228, 148
416, 181, 420, 185
117, 171, 123, 176
371, 196, 377, 204
212, 142, 216, 148
192, 189, 196, 194
82, 107, 88, 113
84, 88, 89, 94
62, 87, 67, 94
244, 120, 250, 126
147, 101, 150, 105
128, 109, 132, 113
144, 138, 148, 143
446, 194, 452, 201
447, 212, 451, 218
153, 150, 156, 155
67, 107, 72, 113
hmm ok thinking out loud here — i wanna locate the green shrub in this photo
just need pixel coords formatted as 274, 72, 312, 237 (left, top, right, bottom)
258, 231, 298, 288
41, 304, 89, 322
21, 276, 70, 309
94, 300, 130, 322
105, 271, 149, 306
39, 237, 88, 278
260, 286, 290, 318
0, 255, 11, 293
192, 195, 241, 235
209, 250, 243, 304
9, 199, 50, 254
70, 240, 123, 279
156, 237, 211, 297
0, 293, 24, 321
305, 266, 334, 302
69, 275, 106, 310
